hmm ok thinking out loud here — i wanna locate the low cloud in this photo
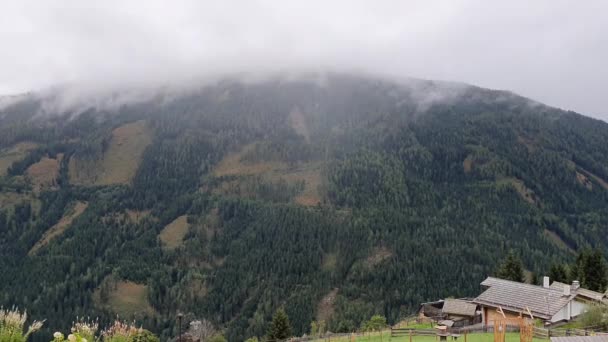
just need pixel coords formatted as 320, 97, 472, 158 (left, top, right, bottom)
1, 1, 607, 120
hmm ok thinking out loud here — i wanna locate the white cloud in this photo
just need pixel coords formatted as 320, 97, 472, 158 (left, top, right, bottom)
0, 0, 606, 119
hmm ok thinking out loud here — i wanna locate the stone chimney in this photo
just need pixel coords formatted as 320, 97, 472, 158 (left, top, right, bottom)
572, 280, 580, 291
563, 284, 571, 296
543, 276, 550, 288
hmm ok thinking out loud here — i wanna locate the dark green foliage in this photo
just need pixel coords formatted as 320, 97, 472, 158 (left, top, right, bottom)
496, 251, 525, 282
549, 263, 569, 283
570, 249, 608, 292
267, 309, 292, 341
130, 330, 160, 342
208, 335, 227, 342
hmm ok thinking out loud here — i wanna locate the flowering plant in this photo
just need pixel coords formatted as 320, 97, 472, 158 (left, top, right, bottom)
101, 321, 140, 342
51, 318, 98, 342
0, 307, 44, 342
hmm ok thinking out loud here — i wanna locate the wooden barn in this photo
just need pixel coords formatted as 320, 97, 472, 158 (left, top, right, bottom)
441, 299, 480, 327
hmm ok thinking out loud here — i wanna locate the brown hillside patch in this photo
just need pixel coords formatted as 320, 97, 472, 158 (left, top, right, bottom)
69, 121, 153, 185
68, 157, 98, 185
213, 144, 324, 206
364, 246, 393, 267
577, 167, 608, 191
575, 171, 593, 190
26, 154, 63, 192
282, 163, 323, 206
517, 135, 537, 152
288, 107, 311, 143
499, 178, 540, 206
203, 208, 221, 240
321, 253, 337, 272
316, 288, 339, 323
463, 155, 473, 174
0, 142, 38, 175
159, 215, 189, 249
544, 229, 575, 254
186, 278, 208, 300
524, 270, 534, 284
94, 280, 155, 318
0, 192, 30, 207
126, 209, 151, 224
29, 201, 88, 255
213, 143, 286, 177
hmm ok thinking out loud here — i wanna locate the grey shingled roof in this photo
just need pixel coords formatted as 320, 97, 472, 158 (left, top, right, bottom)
442, 299, 477, 317
474, 277, 572, 319
551, 336, 608, 342
550, 281, 605, 301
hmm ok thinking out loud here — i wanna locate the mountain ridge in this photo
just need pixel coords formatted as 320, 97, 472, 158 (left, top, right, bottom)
0, 73, 607, 341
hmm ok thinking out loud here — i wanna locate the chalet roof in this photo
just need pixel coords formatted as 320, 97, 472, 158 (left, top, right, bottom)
438, 320, 454, 327
550, 282, 605, 302
551, 336, 608, 342
474, 277, 572, 319
442, 299, 477, 317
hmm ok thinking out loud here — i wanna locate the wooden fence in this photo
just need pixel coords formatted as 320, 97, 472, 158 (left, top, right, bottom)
532, 326, 608, 339
390, 328, 437, 337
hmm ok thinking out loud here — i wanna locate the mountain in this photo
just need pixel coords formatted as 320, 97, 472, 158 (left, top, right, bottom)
0, 73, 607, 341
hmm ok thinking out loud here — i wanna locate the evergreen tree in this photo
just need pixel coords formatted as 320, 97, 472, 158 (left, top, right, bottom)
582, 249, 608, 292
548, 263, 569, 283
496, 251, 525, 282
267, 309, 292, 341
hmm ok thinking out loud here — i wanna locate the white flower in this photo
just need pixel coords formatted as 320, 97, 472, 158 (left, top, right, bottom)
68, 334, 76, 342
54, 332, 64, 339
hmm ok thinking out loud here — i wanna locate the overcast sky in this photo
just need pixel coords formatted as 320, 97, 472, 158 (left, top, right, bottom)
1, 1, 607, 120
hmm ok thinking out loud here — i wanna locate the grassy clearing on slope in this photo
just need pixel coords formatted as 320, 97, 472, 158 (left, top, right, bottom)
577, 167, 608, 191
69, 120, 153, 185
126, 209, 152, 224
26, 154, 63, 192
289, 107, 311, 143
213, 143, 324, 206
0, 142, 37, 176
316, 288, 338, 323
28, 201, 88, 255
0, 192, 30, 207
543, 229, 575, 254
497, 178, 540, 206
94, 280, 155, 318
159, 215, 190, 249
364, 246, 393, 268
575, 171, 593, 190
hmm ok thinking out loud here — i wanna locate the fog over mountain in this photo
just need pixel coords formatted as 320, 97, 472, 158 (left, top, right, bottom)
1, 4, 608, 337
1, 1, 607, 120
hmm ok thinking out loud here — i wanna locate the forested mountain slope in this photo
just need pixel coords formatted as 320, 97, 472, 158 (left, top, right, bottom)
0, 74, 607, 341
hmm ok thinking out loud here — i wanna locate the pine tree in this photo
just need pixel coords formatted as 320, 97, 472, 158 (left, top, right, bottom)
267, 308, 292, 341
582, 249, 608, 292
548, 263, 569, 283
496, 250, 525, 282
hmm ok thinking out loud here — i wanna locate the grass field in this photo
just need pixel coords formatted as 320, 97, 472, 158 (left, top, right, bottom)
28, 201, 88, 255
69, 120, 152, 185
213, 142, 324, 206
26, 154, 63, 192
93, 279, 155, 318
159, 215, 189, 249
312, 332, 547, 342
0, 142, 37, 175
497, 177, 538, 205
